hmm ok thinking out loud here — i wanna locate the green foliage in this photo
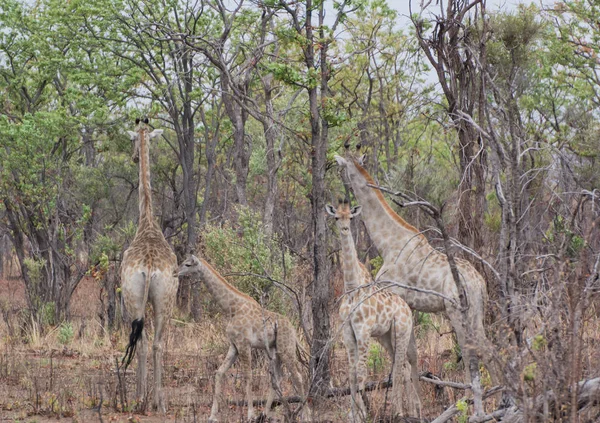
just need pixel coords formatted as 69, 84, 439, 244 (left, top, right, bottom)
23, 258, 46, 286
369, 256, 383, 278
414, 312, 438, 338
89, 235, 121, 264
58, 322, 74, 345
532, 334, 547, 352
40, 303, 56, 327
456, 399, 469, 423
203, 206, 294, 312
523, 362, 537, 382
367, 343, 385, 373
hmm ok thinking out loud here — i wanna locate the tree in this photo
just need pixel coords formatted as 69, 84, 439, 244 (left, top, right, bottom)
412, 0, 488, 251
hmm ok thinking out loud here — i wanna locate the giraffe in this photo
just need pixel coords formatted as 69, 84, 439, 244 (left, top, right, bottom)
334, 151, 499, 408
326, 200, 421, 421
120, 118, 179, 413
176, 255, 309, 423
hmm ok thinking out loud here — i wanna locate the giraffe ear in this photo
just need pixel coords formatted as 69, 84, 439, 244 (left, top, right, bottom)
127, 131, 138, 140
149, 129, 163, 139
358, 154, 366, 166
325, 205, 337, 217
333, 155, 347, 167
350, 205, 362, 218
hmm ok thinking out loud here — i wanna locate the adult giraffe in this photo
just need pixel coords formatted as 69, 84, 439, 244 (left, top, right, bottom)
120, 118, 178, 413
334, 151, 498, 413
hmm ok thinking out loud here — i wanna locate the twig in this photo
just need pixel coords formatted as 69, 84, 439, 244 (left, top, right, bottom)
115, 357, 127, 412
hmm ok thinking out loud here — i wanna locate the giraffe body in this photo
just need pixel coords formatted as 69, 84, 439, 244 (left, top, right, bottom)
120, 120, 178, 413
326, 202, 421, 420
334, 153, 498, 394
176, 255, 309, 422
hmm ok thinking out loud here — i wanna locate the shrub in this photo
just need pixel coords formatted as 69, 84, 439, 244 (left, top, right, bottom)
203, 205, 294, 313
58, 322, 74, 345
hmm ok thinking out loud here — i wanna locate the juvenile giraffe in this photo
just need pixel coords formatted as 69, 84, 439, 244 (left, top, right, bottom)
120, 118, 178, 413
334, 152, 499, 408
326, 201, 421, 420
176, 255, 309, 423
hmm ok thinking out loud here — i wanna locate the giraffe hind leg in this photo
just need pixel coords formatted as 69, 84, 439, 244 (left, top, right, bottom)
391, 320, 411, 418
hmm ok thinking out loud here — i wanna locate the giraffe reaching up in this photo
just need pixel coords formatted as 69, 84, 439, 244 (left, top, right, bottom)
334, 151, 499, 404
176, 255, 309, 423
120, 118, 178, 413
326, 200, 421, 420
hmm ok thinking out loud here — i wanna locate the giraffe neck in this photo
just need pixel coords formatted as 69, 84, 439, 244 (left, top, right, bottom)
339, 230, 364, 292
138, 129, 153, 223
346, 159, 426, 259
196, 258, 256, 316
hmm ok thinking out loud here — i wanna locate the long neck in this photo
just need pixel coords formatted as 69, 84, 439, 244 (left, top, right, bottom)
339, 230, 364, 292
197, 258, 257, 315
347, 159, 426, 258
138, 129, 153, 222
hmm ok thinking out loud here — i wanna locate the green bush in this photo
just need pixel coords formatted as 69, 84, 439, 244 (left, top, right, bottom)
366, 342, 385, 373
58, 322, 74, 345
203, 205, 294, 313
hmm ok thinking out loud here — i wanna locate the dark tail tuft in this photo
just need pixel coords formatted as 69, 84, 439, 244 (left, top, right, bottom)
121, 318, 144, 370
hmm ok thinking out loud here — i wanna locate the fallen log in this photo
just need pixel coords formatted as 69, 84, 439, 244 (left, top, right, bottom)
227, 372, 471, 408
228, 378, 393, 407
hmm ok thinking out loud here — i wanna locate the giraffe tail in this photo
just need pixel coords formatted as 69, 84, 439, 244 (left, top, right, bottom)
121, 271, 151, 370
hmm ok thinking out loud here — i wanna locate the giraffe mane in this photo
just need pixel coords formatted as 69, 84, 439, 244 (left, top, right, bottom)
199, 257, 258, 304
350, 158, 424, 239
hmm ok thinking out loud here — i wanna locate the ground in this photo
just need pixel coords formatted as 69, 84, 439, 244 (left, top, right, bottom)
0, 275, 467, 423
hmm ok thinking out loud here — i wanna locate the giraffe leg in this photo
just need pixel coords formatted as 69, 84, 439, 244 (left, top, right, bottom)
447, 306, 484, 416
390, 319, 411, 417
152, 311, 167, 413
406, 329, 422, 418
354, 335, 371, 421
472, 311, 502, 387
343, 324, 366, 422
265, 348, 283, 420
238, 344, 257, 421
136, 330, 148, 406
209, 344, 238, 422
281, 350, 310, 421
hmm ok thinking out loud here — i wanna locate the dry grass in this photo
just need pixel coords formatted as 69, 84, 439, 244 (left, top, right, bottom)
0, 276, 502, 422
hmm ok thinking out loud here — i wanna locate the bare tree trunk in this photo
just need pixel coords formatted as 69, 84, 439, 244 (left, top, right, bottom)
261, 74, 282, 237
221, 73, 250, 206
307, 0, 332, 398
413, 0, 487, 251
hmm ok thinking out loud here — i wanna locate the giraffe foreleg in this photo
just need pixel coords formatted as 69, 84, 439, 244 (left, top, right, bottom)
238, 344, 256, 421
210, 343, 238, 423
343, 324, 366, 422
354, 335, 371, 420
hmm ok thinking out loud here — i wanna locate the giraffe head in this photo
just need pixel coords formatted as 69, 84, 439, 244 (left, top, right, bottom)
127, 117, 163, 163
325, 200, 362, 235
334, 145, 368, 189
175, 254, 202, 277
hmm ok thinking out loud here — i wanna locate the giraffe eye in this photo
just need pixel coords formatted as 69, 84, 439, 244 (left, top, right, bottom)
185, 263, 191, 267
335, 217, 339, 221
